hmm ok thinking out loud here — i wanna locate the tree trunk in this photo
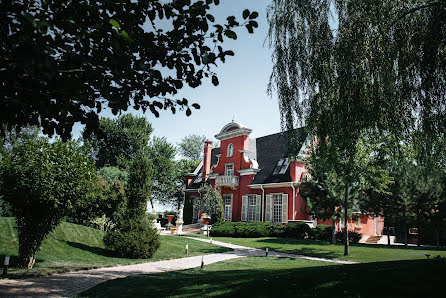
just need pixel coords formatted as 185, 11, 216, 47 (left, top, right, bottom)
417, 210, 421, 247
343, 182, 349, 256
18, 254, 36, 269
331, 218, 336, 244
403, 212, 408, 248
435, 227, 440, 248
387, 232, 391, 246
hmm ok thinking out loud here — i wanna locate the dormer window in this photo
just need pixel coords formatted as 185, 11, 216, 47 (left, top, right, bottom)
273, 158, 290, 175
227, 143, 234, 157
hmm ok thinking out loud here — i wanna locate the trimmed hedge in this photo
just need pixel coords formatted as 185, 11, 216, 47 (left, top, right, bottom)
210, 222, 311, 239
210, 222, 362, 244
311, 224, 333, 241
336, 230, 363, 244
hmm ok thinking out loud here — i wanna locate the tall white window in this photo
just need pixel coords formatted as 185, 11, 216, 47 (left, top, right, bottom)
225, 164, 234, 176
223, 195, 232, 221
272, 194, 283, 223
247, 195, 256, 222
227, 143, 234, 157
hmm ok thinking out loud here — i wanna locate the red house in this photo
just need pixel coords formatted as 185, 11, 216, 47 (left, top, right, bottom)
184, 121, 384, 240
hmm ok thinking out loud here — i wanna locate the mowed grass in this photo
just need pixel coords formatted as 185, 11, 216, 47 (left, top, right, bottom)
79, 256, 446, 297
0, 217, 230, 278
207, 236, 446, 262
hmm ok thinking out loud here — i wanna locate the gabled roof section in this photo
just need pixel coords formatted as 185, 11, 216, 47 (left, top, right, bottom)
186, 147, 220, 190
251, 128, 307, 185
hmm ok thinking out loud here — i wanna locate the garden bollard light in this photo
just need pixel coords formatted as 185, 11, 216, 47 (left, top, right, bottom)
201, 256, 204, 269
3, 255, 10, 277
186, 244, 189, 256
210, 238, 213, 244
266, 247, 269, 257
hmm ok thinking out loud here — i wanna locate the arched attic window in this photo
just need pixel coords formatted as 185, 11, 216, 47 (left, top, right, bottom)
227, 143, 234, 157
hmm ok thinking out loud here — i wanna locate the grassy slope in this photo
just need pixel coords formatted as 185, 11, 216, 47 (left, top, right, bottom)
79, 256, 446, 297
207, 236, 446, 262
0, 217, 229, 278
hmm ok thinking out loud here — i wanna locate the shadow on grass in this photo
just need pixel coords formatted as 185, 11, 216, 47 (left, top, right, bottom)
65, 241, 113, 257
78, 258, 446, 297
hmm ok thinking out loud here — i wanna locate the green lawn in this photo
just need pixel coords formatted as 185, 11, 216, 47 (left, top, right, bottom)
79, 256, 446, 297
207, 236, 446, 262
0, 217, 230, 278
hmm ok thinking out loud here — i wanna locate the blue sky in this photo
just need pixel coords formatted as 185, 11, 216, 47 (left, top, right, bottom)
73, 0, 280, 149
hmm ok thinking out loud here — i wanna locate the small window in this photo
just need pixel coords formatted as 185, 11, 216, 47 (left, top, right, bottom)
273, 158, 290, 175
225, 164, 234, 176
227, 143, 234, 157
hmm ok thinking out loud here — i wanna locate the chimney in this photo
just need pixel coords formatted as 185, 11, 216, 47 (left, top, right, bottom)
290, 161, 305, 182
202, 141, 213, 182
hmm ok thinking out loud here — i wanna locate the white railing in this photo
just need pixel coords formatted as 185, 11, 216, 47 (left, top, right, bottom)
215, 175, 239, 186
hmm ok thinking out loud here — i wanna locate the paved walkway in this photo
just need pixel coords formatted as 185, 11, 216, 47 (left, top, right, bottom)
0, 236, 356, 297
185, 236, 358, 264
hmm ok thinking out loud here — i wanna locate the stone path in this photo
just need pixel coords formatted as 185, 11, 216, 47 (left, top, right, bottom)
0, 236, 357, 297
184, 236, 358, 264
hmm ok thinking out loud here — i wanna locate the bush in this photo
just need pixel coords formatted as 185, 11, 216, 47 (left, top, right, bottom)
282, 222, 311, 239
104, 218, 160, 259
336, 230, 363, 244
311, 224, 333, 241
233, 222, 272, 238
270, 224, 285, 237
0, 139, 96, 268
210, 221, 236, 237
210, 222, 314, 238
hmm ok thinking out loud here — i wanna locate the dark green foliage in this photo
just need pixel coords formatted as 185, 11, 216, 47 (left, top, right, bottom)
195, 185, 223, 224
98, 166, 130, 188
127, 154, 153, 219
1, 1, 258, 139
282, 223, 311, 239
310, 224, 333, 241
336, 231, 362, 244
148, 137, 177, 208
210, 222, 312, 239
85, 115, 153, 169
68, 179, 127, 230
103, 218, 160, 259
210, 222, 271, 238
0, 139, 96, 268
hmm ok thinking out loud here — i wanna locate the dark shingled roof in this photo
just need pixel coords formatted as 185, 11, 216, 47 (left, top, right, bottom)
251, 128, 307, 185
186, 147, 220, 189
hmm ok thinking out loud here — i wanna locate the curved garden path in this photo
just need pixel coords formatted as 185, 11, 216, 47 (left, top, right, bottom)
0, 236, 356, 297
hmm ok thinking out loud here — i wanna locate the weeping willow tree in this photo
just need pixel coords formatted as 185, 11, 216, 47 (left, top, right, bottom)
268, 0, 446, 255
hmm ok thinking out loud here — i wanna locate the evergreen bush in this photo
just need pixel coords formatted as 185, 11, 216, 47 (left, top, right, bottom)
336, 230, 363, 244
104, 218, 160, 259
282, 222, 311, 239
311, 224, 333, 241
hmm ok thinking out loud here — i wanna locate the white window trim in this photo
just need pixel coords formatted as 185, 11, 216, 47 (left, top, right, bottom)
246, 194, 257, 222
223, 194, 233, 221
227, 143, 234, 157
225, 163, 234, 176
269, 192, 284, 224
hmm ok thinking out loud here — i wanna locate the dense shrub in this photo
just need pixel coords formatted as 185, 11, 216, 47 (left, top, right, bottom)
336, 230, 363, 244
104, 218, 160, 259
311, 224, 333, 241
270, 224, 285, 237
210, 221, 237, 237
233, 222, 272, 238
210, 222, 314, 238
283, 222, 311, 239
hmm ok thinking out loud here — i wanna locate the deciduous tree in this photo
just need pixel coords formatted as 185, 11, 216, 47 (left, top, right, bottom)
1, 0, 258, 139
0, 139, 96, 268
